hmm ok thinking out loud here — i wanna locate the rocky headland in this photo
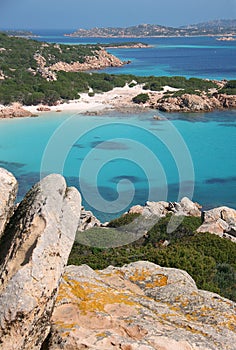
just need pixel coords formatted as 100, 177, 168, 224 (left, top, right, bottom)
155, 93, 236, 112
1, 30, 236, 118
34, 48, 125, 80
0, 168, 236, 349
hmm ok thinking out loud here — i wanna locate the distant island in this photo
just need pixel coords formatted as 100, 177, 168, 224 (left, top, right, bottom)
65, 19, 236, 37
3, 30, 38, 38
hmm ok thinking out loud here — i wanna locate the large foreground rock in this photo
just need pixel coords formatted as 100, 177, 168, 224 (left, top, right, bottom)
0, 168, 18, 238
48, 261, 236, 350
0, 174, 81, 350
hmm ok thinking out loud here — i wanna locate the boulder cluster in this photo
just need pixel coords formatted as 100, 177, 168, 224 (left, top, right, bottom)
0, 167, 235, 350
0, 103, 33, 118
155, 93, 236, 112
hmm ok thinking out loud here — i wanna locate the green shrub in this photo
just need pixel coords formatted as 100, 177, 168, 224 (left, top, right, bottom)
107, 212, 141, 228
68, 213, 236, 302
132, 93, 150, 104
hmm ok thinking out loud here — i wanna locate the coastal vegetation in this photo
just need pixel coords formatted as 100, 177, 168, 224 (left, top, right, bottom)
69, 213, 236, 302
132, 93, 150, 104
220, 80, 236, 95
0, 32, 235, 109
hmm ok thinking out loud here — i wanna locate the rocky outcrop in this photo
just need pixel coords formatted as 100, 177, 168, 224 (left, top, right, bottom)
33, 49, 124, 81
156, 93, 236, 112
197, 206, 236, 241
129, 197, 202, 217
47, 261, 236, 350
0, 168, 18, 238
50, 48, 124, 72
78, 207, 101, 231
129, 198, 236, 241
33, 53, 58, 81
0, 174, 81, 350
0, 69, 7, 80
0, 169, 235, 349
0, 103, 33, 118
215, 93, 236, 109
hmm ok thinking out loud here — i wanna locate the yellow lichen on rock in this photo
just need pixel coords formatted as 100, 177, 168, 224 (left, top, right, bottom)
146, 275, 168, 288
129, 268, 168, 288
57, 275, 137, 315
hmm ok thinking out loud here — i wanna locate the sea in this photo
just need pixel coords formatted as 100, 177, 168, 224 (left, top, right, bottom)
0, 30, 236, 221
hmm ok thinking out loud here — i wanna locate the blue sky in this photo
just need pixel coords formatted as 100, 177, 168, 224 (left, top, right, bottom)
0, 0, 236, 30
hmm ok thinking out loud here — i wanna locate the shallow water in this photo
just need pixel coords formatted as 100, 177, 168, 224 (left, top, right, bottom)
0, 110, 235, 221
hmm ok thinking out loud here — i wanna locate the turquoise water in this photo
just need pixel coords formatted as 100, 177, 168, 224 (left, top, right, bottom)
0, 111, 235, 221
0, 33, 236, 220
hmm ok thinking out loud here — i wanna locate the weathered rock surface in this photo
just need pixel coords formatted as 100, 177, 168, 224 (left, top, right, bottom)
129, 197, 202, 218
0, 103, 33, 118
47, 261, 236, 350
0, 168, 18, 238
50, 48, 124, 72
0, 174, 81, 350
197, 206, 236, 242
156, 93, 236, 112
78, 206, 101, 231
0, 69, 7, 80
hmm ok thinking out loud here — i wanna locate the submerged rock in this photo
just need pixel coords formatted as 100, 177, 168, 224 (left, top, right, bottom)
0, 174, 81, 350
47, 261, 236, 350
0, 168, 18, 238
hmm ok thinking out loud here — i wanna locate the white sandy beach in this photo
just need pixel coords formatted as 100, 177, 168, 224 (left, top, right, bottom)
23, 84, 180, 115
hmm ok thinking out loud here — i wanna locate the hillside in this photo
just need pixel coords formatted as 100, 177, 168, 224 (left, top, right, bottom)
66, 19, 236, 37
0, 32, 125, 105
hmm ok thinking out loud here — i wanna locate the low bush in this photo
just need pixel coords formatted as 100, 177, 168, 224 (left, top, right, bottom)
107, 212, 141, 228
132, 93, 150, 104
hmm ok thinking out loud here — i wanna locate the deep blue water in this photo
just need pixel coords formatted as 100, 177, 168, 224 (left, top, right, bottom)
33, 30, 236, 80
0, 32, 235, 220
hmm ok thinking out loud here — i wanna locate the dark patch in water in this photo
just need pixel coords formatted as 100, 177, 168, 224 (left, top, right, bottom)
90, 140, 129, 150
0, 160, 26, 170
73, 144, 86, 149
205, 176, 236, 184
218, 123, 236, 128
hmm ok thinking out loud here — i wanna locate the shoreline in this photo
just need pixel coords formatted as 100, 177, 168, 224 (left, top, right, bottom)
21, 84, 163, 116
1, 83, 236, 119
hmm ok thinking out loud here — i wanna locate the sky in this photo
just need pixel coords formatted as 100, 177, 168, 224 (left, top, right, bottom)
0, 0, 236, 30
